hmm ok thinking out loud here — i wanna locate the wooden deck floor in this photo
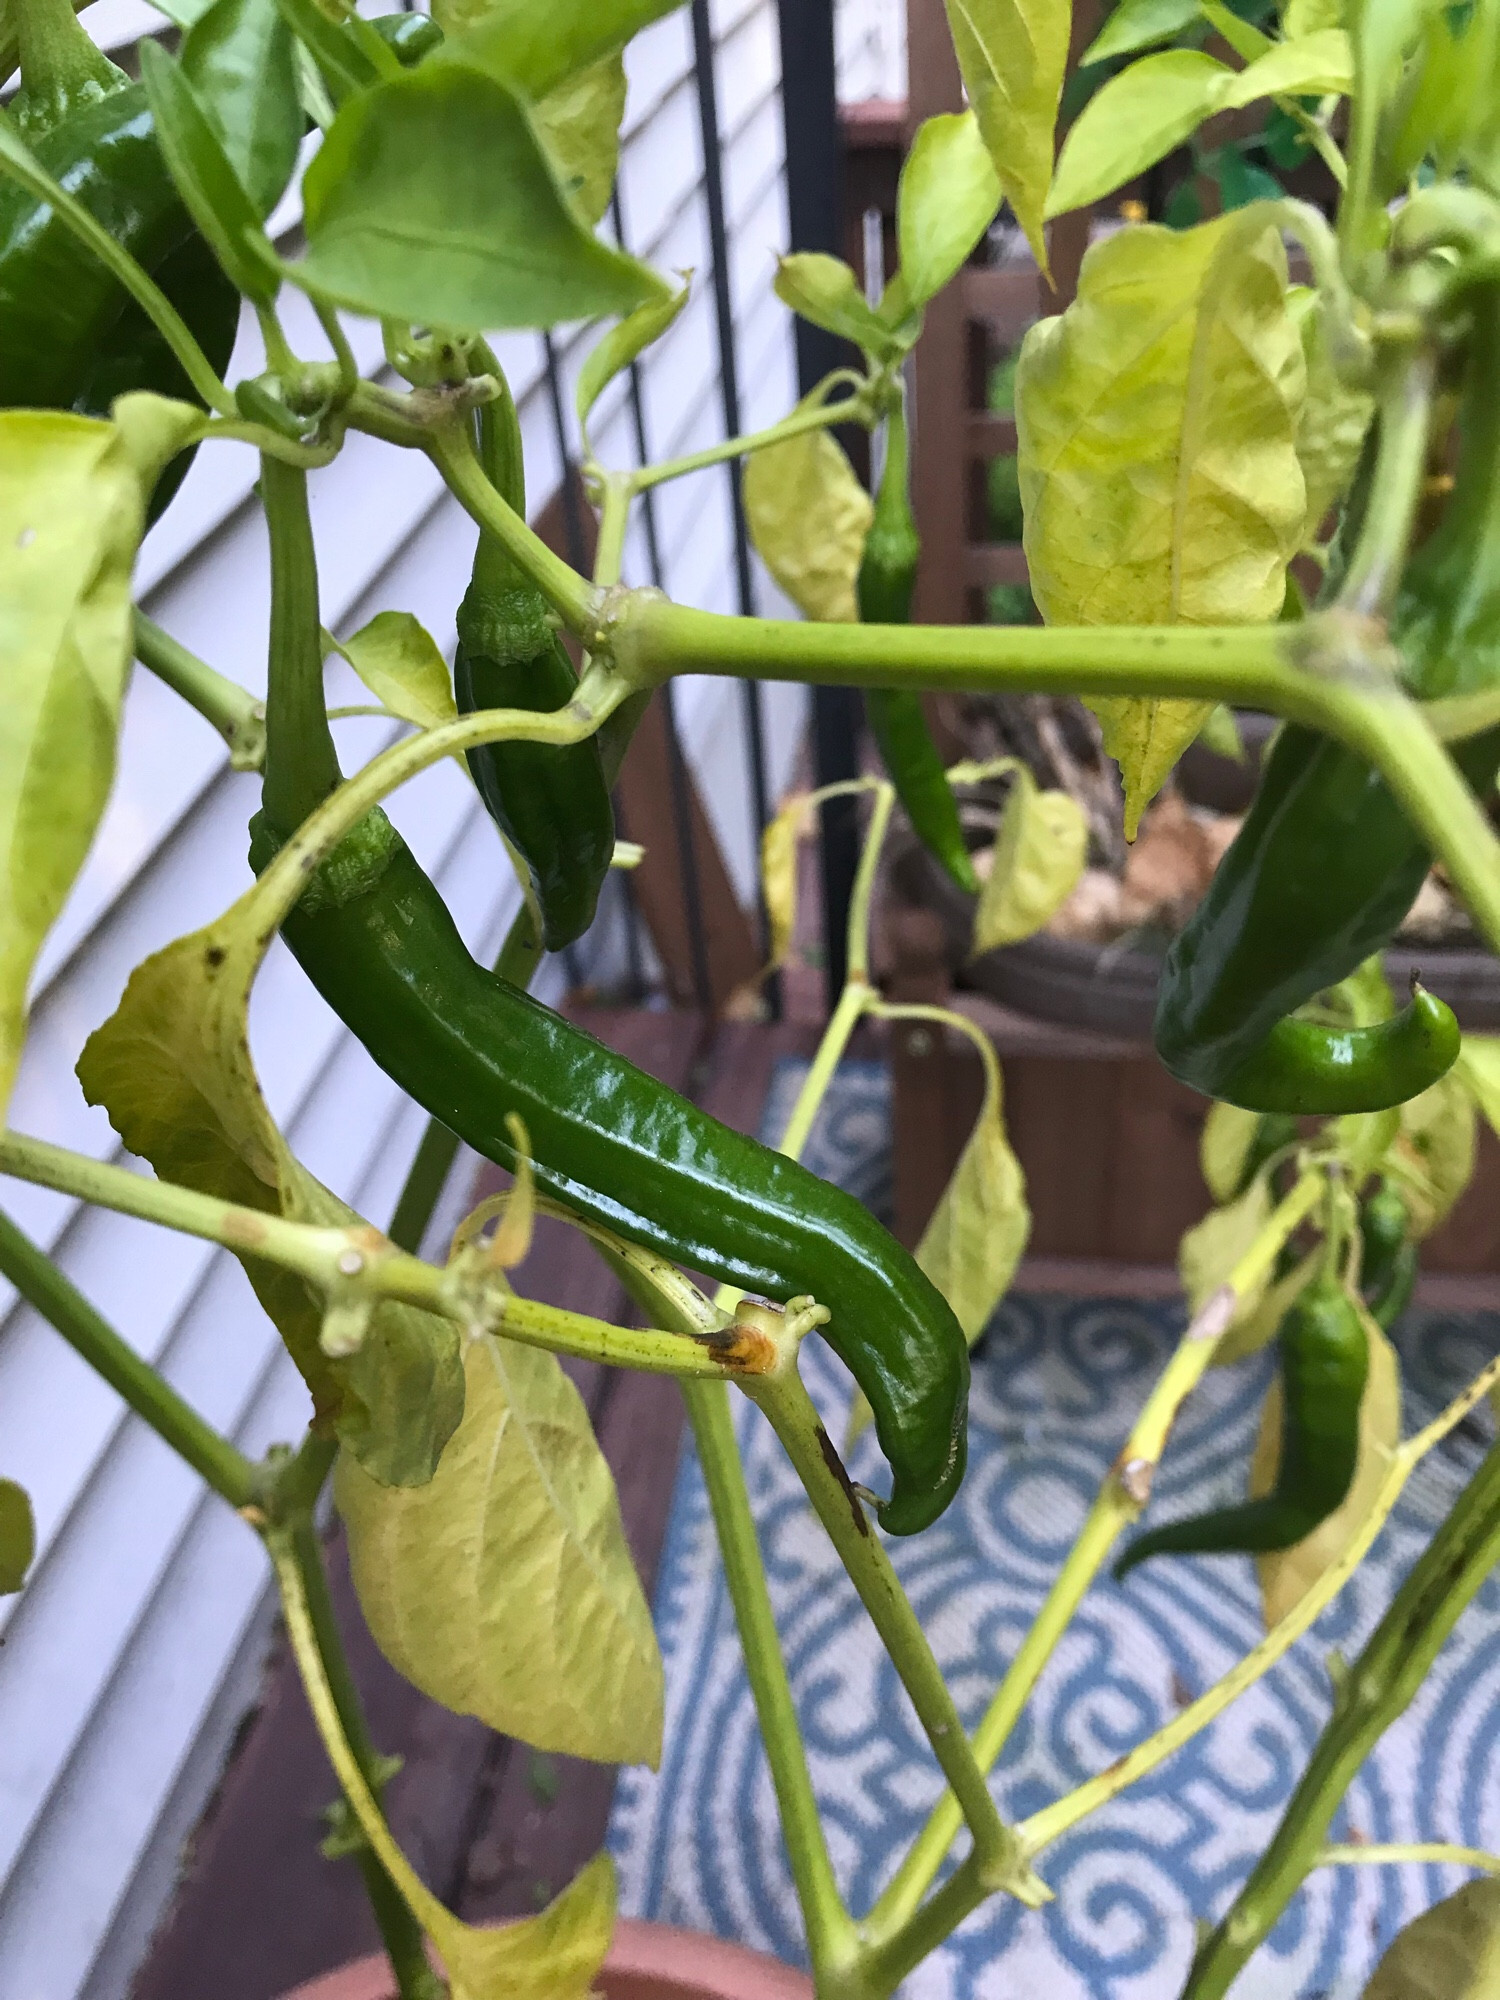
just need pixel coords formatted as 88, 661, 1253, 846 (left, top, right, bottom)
131, 1010, 817, 2000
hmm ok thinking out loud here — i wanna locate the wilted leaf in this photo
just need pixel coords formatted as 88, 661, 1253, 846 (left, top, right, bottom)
336, 612, 456, 731
943, 0, 1070, 269
338, 1332, 663, 1763
1047, 52, 1234, 218
76, 827, 464, 1486
295, 63, 666, 330
774, 253, 893, 354
575, 280, 689, 433
896, 110, 1001, 309
1362, 1878, 1500, 2000
1180, 1173, 1274, 1316
0, 399, 201, 1124
532, 49, 625, 227
1394, 1069, 1478, 1238
1081, 0, 1199, 66
1200, 1100, 1266, 1206
1017, 214, 1305, 832
743, 402, 872, 622
1250, 1302, 1399, 1628
760, 792, 810, 972
972, 769, 1087, 952
0, 1478, 34, 1593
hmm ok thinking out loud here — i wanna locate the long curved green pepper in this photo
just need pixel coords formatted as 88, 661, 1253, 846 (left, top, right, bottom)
860, 402, 979, 896
1115, 1278, 1369, 1577
452, 356, 615, 952
1155, 296, 1500, 1115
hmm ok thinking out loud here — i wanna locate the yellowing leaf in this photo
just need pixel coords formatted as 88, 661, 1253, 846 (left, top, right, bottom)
338, 1332, 663, 1764
336, 610, 456, 731
436, 1853, 616, 2000
76, 816, 464, 1486
916, 1027, 1030, 1341
1284, 0, 1343, 33
1394, 1069, 1477, 1238
0, 397, 200, 1120
1457, 1034, 1500, 1136
1290, 290, 1374, 537
897, 110, 1002, 309
972, 769, 1087, 952
0, 1477, 34, 1594
774, 253, 893, 354
761, 792, 810, 972
1047, 51, 1234, 219
1200, 1100, 1266, 1206
533, 49, 626, 227
1249, 1302, 1400, 1629
743, 402, 872, 622
1221, 27, 1353, 105
1082, 0, 1200, 66
1180, 1173, 1273, 1317
1362, 1878, 1500, 2000
575, 279, 690, 434
943, 0, 1071, 270
1212, 1246, 1319, 1367
1017, 214, 1306, 831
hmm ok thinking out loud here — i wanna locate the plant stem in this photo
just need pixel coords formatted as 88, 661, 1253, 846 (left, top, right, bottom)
747, 1366, 1044, 1909
845, 784, 893, 984
681, 1380, 858, 1985
134, 612, 267, 771
427, 422, 595, 634
1182, 1438, 1500, 2000
11, 0, 122, 126
628, 389, 870, 494
1337, 343, 1436, 620
286, 1517, 444, 2000
776, 980, 874, 1166
260, 455, 341, 833
856, 1850, 989, 1998
0, 1205, 259, 1509
1317, 1843, 1500, 1876
594, 473, 631, 588
865, 1170, 1326, 1938
0, 117, 233, 414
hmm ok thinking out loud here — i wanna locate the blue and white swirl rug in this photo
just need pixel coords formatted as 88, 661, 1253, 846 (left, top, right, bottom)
608, 1061, 1500, 1997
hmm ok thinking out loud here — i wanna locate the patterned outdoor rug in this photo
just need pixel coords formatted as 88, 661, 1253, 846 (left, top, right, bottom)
608, 1060, 1500, 1998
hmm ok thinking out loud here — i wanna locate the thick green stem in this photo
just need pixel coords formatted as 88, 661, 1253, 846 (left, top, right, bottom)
1182, 1438, 1500, 2000
0, 1205, 258, 1509
260, 456, 341, 834
11, 0, 122, 129
856, 1851, 989, 1999
134, 612, 266, 771
428, 423, 595, 634
682, 1381, 857, 1985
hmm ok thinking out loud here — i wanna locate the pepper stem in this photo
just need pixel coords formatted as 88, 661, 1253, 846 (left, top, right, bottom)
12, 0, 124, 136
259, 455, 343, 836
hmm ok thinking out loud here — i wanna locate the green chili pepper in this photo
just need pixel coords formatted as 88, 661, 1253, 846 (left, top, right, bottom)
1155, 305, 1500, 1115
368, 11, 445, 63
1361, 1181, 1418, 1329
251, 456, 969, 1536
860, 402, 978, 896
1115, 1277, 1368, 1576
452, 366, 615, 952
0, 84, 239, 517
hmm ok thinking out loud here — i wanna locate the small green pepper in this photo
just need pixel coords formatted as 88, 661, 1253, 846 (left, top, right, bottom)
1361, 1181, 1418, 1329
860, 401, 978, 895
1116, 1277, 1369, 1576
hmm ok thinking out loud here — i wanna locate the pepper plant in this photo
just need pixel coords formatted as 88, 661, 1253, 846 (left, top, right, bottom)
7, 0, 1500, 1991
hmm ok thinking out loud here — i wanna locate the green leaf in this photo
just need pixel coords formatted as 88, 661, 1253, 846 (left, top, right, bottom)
294, 62, 666, 330
943, 0, 1072, 270
1393, 1069, 1477, 1239
575, 279, 690, 432
972, 768, 1088, 952
335, 612, 456, 731
773, 253, 895, 356
1017, 214, 1306, 831
1283, 0, 1342, 32
76, 872, 464, 1487
1046, 51, 1234, 218
1200, 1100, 1265, 1205
1362, 1879, 1500, 1999
273, 0, 384, 106
742, 402, 873, 622
1250, 1297, 1399, 1629
896, 110, 1002, 309
1179, 1171, 1273, 1318
139, 41, 281, 301
532, 49, 626, 227
1290, 287, 1374, 535
338, 1332, 663, 1764
1198, 0, 1273, 63
437, 0, 680, 100
0, 400, 200, 1124
0, 1478, 35, 1594
1082, 0, 1200, 66
915, 1035, 1030, 1341
1196, 702, 1245, 761
1221, 27, 1353, 105
180, 0, 303, 218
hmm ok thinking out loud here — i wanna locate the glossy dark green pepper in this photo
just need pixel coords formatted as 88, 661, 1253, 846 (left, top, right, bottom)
0, 84, 239, 516
1155, 304, 1500, 1115
453, 376, 614, 952
1361, 1181, 1417, 1329
860, 404, 978, 896
1116, 1277, 1368, 1575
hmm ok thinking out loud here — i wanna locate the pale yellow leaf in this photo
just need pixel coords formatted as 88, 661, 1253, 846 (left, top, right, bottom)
1284, 0, 1342, 33
0, 396, 200, 1120
1221, 28, 1353, 106
897, 110, 1002, 309
1362, 1878, 1500, 2000
1179, 1174, 1273, 1316
1046, 51, 1234, 219
915, 1033, 1030, 1342
1200, 1101, 1266, 1206
972, 769, 1087, 952
1288, 288, 1374, 536
1393, 1069, 1477, 1238
1017, 213, 1306, 830
436, 1853, 616, 2000
337, 610, 456, 731
761, 792, 810, 971
1249, 1302, 1399, 1628
533, 50, 627, 228
338, 1332, 663, 1764
774, 252, 893, 354
743, 402, 872, 622
943, 0, 1071, 270
1457, 1035, 1500, 1137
